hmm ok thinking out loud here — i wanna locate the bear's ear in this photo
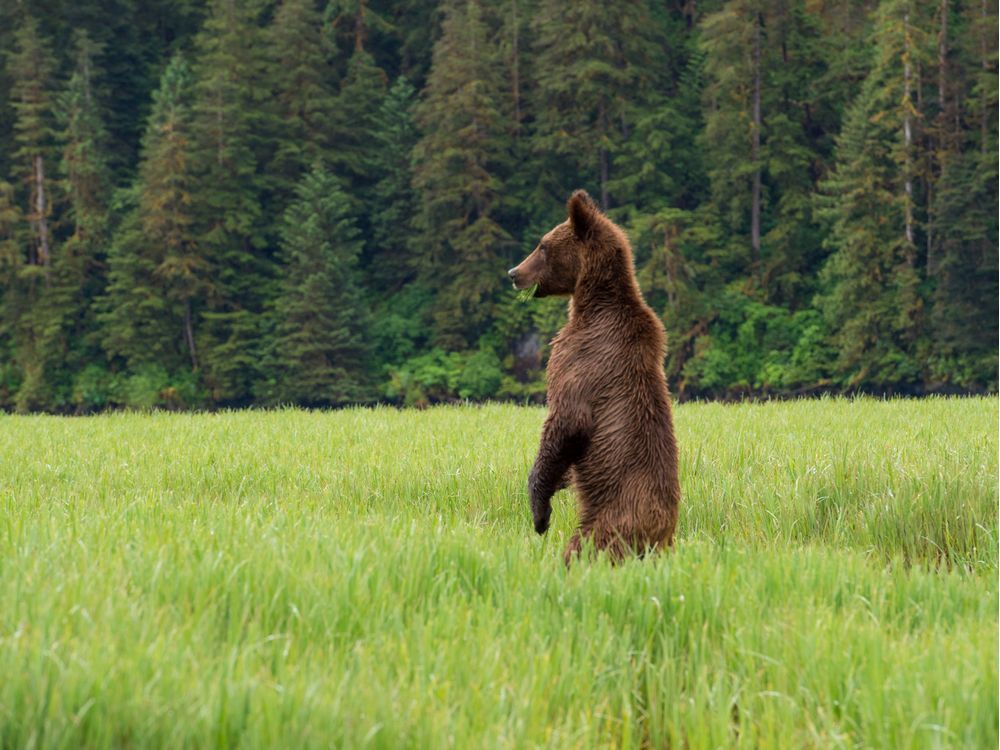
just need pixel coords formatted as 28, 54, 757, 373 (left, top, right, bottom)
568, 190, 599, 241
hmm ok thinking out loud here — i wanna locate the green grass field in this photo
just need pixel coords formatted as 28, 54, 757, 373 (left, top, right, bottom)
1, 398, 997, 748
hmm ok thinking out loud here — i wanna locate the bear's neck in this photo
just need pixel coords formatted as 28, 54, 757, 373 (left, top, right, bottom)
571, 248, 643, 319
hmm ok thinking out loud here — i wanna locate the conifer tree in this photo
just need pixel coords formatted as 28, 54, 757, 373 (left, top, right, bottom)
140, 54, 204, 371
330, 45, 388, 270
9, 15, 59, 270
6, 15, 61, 410
0, 181, 21, 289
265, 0, 338, 205
412, 0, 514, 349
492, 0, 533, 229
265, 165, 372, 405
323, 0, 392, 64
364, 75, 433, 376
331, 47, 387, 195
497, 0, 529, 139
54, 31, 113, 379
699, 1, 756, 271
923, 0, 998, 386
700, 0, 830, 299
0, 179, 25, 406
101, 54, 202, 374
817, 0, 932, 388
60, 32, 111, 252
756, 1, 838, 305
530, 0, 657, 209
369, 75, 419, 289
187, 0, 269, 402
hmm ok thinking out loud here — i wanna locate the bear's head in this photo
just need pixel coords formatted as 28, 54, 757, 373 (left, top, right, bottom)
508, 190, 624, 298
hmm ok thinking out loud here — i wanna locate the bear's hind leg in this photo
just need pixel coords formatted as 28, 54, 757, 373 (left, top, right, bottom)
562, 526, 631, 566
562, 530, 583, 567
589, 522, 652, 564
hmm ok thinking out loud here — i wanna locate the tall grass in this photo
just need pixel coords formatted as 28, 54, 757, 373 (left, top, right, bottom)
1, 398, 996, 747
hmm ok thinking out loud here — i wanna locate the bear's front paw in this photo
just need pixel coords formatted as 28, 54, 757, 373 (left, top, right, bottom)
528, 468, 550, 534
532, 500, 551, 534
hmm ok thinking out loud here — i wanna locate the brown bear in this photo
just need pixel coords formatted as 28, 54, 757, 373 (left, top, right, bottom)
507, 190, 681, 563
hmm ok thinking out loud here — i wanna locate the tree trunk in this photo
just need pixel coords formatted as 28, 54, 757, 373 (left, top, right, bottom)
929, 0, 950, 274
751, 11, 762, 278
33, 154, 51, 268
978, 0, 995, 267
184, 299, 198, 370
981, 0, 992, 152
938, 0, 949, 133
511, 0, 521, 135
599, 147, 610, 210
683, 0, 697, 29
665, 226, 678, 310
598, 102, 610, 210
355, 0, 367, 52
902, 12, 915, 261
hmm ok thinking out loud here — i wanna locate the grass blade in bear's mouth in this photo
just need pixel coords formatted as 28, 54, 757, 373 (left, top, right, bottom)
517, 283, 538, 302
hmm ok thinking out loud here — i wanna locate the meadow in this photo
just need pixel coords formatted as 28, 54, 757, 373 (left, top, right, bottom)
1, 398, 996, 748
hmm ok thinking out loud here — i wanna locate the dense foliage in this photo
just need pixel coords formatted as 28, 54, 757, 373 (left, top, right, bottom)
0, 0, 995, 411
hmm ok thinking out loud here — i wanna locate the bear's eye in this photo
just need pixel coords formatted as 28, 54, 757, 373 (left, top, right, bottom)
540, 244, 547, 255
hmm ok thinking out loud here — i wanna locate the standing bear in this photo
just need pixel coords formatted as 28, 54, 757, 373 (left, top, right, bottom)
508, 190, 681, 563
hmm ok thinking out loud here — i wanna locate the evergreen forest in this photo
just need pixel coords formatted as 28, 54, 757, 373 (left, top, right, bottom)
0, 0, 996, 411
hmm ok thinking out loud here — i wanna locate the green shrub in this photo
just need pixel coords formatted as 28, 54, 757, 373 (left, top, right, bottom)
123, 365, 171, 410
456, 348, 503, 400
72, 364, 120, 412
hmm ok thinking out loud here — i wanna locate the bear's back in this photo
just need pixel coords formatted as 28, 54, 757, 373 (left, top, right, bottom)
548, 295, 679, 537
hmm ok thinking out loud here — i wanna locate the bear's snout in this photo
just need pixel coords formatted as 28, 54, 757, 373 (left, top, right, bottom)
508, 267, 520, 287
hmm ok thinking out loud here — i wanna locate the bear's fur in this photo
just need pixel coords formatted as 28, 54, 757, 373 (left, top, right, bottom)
508, 190, 681, 563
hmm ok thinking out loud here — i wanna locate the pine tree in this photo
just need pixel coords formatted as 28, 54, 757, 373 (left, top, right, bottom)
816, 0, 932, 388
0, 181, 21, 288
530, 0, 657, 209
5, 15, 62, 410
0, 0, 208, 184
924, 0, 998, 387
100, 189, 179, 370
265, 0, 338, 204
700, 0, 831, 299
364, 75, 436, 376
492, 0, 536, 238
187, 0, 269, 402
101, 54, 202, 374
265, 165, 372, 405
757, 1, 837, 306
54, 31, 113, 384
329, 45, 388, 271
60, 31, 111, 252
323, 0, 393, 64
497, 0, 529, 139
330, 47, 387, 194
9, 14, 59, 270
140, 53, 204, 372
0, 179, 25, 407
699, 0, 760, 283
412, 0, 514, 349
369, 75, 419, 289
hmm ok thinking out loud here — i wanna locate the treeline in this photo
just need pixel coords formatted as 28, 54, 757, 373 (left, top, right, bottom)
0, 0, 996, 412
